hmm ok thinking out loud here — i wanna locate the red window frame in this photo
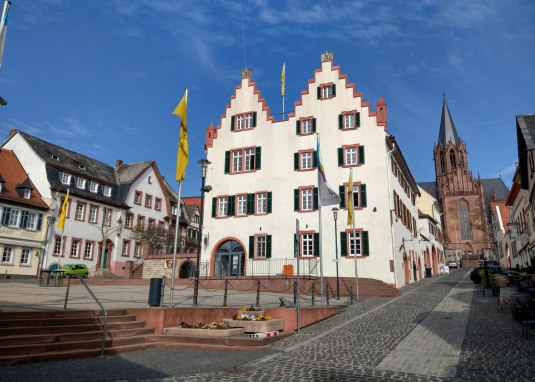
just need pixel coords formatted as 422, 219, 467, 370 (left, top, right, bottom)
134, 190, 143, 205
298, 149, 315, 171
145, 194, 153, 208
341, 110, 358, 130
342, 144, 361, 167
155, 197, 162, 211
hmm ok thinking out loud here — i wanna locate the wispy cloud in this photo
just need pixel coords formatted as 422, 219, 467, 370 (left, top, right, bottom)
494, 162, 517, 179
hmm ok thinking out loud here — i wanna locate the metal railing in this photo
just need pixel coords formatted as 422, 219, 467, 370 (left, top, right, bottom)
64, 277, 108, 357
196, 258, 319, 278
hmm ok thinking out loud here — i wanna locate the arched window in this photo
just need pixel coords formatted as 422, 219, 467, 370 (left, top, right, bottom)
449, 150, 457, 169
439, 152, 445, 174
458, 200, 472, 240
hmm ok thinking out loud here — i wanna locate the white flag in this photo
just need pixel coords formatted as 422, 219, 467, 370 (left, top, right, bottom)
0, 0, 10, 70
317, 136, 341, 207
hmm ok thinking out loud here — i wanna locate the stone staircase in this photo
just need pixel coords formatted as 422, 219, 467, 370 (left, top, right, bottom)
0, 309, 159, 365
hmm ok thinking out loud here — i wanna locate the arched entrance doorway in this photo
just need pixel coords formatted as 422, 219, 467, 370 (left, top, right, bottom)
418, 257, 423, 280
432, 246, 438, 274
179, 260, 194, 278
214, 240, 245, 277
403, 253, 410, 285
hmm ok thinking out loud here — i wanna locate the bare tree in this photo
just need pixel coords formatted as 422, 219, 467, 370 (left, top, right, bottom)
129, 224, 168, 255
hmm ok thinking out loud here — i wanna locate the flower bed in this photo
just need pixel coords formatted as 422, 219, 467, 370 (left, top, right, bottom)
163, 321, 244, 337
223, 318, 283, 333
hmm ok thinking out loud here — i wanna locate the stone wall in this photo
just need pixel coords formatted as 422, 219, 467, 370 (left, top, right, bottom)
142, 257, 190, 279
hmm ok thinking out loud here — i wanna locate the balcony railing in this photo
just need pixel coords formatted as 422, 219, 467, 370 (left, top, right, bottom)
196, 258, 319, 278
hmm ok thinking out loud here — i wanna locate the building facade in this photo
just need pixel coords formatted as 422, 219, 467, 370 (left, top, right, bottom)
201, 52, 427, 289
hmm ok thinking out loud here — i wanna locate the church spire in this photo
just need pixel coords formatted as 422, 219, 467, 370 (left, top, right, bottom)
438, 96, 460, 146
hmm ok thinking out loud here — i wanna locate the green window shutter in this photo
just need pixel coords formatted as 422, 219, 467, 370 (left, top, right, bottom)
361, 184, 367, 208
247, 193, 255, 215
231, 116, 235, 131
211, 198, 217, 218
312, 118, 317, 133
339, 185, 346, 208
253, 112, 257, 127
224, 151, 230, 174
294, 189, 299, 211
313, 151, 318, 168
338, 148, 343, 166
359, 145, 365, 164
362, 231, 369, 256
228, 196, 235, 216
313, 187, 319, 210
255, 147, 261, 170
267, 235, 272, 258
340, 232, 347, 256
317, 86, 321, 99
294, 234, 298, 256
249, 236, 255, 258
296, 120, 301, 135
294, 152, 299, 170
314, 233, 320, 257
332, 84, 336, 97
267, 192, 272, 213
338, 114, 343, 129
356, 112, 361, 127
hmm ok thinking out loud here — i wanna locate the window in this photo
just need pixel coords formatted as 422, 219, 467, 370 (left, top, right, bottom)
76, 178, 86, 189
89, 205, 98, 224
301, 233, 314, 257
20, 248, 31, 265
225, 147, 261, 174
318, 84, 335, 99
125, 212, 133, 228
53, 236, 62, 256
134, 191, 142, 205
296, 118, 316, 135
8, 209, 20, 227
338, 145, 365, 166
122, 240, 131, 257
256, 192, 268, 214
155, 197, 162, 211
23, 189, 31, 199
103, 186, 112, 197
439, 152, 445, 174
60, 173, 71, 185
136, 215, 145, 228
459, 199, 472, 240
449, 150, 456, 169
299, 151, 315, 170
25, 212, 39, 230
70, 239, 81, 258
148, 218, 155, 229
231, 112, 256, 131
256, 235, 267, 258
339, 112, 360, 130
75, 203, 85, 221
84, 241, 94, 259
237, 195, 247, 216
145, 194, 153, 208
2, 247, 13, 263
349, 231, 362, 256
89, 182, 99, 193
339, 184, 367, 209
218, 197, 228, 217
294, 187, 318, 212
134, 242, 142, 258
340, 230, 370, 256
172, 205, 178, 216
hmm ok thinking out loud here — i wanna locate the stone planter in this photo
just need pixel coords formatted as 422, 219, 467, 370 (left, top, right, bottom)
223, 318, 283, 333
163, 327, 244, 337
237, 310, 265, 317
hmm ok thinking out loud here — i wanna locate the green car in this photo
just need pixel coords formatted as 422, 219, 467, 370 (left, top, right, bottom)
58, 264, 89, 278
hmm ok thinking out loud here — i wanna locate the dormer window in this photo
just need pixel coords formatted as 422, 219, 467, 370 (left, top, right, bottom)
51, 155, 60, 161
23, 189, 31, 199
89, 182, 98, 193
60, 172, 71, 185
76, 178, 86, 189
103, 186, 112, 197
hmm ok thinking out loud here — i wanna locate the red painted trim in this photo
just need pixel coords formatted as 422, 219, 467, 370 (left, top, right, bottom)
144, 194, 153, 209
254, 191, 269, 215
298, 185, 316, 213
297, 149, 315, 172
341, 144, 362, 168
69, 237, 83, 259
216, 195, 230, 219
121, 240, 131, 257
74, 201, 87, 221
155, 197, 162, 211
253, 233, 267, 258
134, 190, 143, 205
133, 241, 142, 258
83, 240, 95, 260
298, 230, 316, 257
229, 146, 258, 174
234, 193, 248, 217
88, 204, 99, 224
209, 236, 247, 276
344, 228, 363, 258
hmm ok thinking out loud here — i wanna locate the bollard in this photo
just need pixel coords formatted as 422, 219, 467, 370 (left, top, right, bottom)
293, 281, 298, 305
223, 280, 228, 307
256, 281, 261, 307
64, 276, 72, 310
311, 282, 315, 306
326, 284, 330, 306
161, 276, 166, 307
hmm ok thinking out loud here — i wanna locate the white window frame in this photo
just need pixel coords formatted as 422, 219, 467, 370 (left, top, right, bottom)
256, 235, 267, 258
232, 150, 243, 172
2, 246, 13, 264
53, 236, 62, 256
344, 113, 356, 129
26, 212, 38, 230
76, 178, 86, 189
256, 193, 267, 214
301, 119, 312, 134
23, 189, 31, 199
20, 248, 31, 265
70, 239, 80, 258
237, 195, 247, 216
345, 147, 358, 165
75, 203, 85, 220
236, 114, 244, 130
60, 173, 71, 185
349, 231, 362, 256
218, 197, 228, 217
89, 182, 99, 193
8, 209, 20, 227
301, 152, 313, 170
321, 85, 332, 99
301, 189, 313, 211
89, 206, 98, 224
245, 113, 254, 129
244, 148, 255, 171
301, 234, 313, 257
84, 242, 93, 259
103, 186, 112, 197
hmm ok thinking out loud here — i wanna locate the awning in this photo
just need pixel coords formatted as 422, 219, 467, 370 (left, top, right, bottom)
0, 237, 44, 249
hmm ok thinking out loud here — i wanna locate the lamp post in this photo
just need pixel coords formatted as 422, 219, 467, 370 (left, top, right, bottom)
193, 159, 211, 306
332, 207, 340, 300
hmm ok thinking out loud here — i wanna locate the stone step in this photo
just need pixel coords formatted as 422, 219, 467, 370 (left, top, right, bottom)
147, 332, 292, 347
0, 327, 155, 346
0, 320, 147, 337
0, 309, 128, 320
0, 314, 137, 328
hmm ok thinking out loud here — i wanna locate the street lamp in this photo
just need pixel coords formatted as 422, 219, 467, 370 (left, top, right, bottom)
332, 207, 340, 300
193, 159, 211, 306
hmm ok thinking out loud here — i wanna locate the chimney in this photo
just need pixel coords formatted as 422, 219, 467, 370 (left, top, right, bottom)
9, 129, 17, 138
115, 159, 123, 168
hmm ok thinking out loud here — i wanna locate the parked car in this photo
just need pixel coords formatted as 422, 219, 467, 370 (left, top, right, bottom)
448, 261, 459, 269
58, 264, 88, 278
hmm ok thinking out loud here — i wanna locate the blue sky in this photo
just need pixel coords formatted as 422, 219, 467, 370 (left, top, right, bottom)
1, 0, 534, 197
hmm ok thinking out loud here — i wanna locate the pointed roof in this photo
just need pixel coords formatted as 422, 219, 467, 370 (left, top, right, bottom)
438, 97, 460, 146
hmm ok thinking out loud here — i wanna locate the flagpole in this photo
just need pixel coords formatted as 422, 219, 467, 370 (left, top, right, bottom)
319, 205, 324, 306
169, 180, 182, 306
281, 62, 285, 119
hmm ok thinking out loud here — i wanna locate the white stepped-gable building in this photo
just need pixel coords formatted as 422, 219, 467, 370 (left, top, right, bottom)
201, 52, 426, 289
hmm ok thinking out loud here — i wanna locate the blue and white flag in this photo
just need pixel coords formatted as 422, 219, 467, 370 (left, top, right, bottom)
0, 0, 10, 70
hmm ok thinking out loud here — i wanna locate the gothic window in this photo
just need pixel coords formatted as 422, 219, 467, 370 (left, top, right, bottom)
449, 150, 456, 169
439, 152, 445, 174
459, 200, 472, 240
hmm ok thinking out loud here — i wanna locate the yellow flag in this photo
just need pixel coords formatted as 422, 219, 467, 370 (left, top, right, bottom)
172, 89, 188, 181
281, 63, 285, 97
57, 189, 69, 229
347, 170, 353, 227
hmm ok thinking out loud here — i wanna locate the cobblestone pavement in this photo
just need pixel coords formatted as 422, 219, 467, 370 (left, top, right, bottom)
2, 269, 535, 382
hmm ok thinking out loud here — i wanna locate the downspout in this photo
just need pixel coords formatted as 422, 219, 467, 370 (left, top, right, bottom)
386, 143, 397, 288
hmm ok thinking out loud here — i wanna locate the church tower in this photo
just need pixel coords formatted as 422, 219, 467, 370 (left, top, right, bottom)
433, 97, 492, 263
